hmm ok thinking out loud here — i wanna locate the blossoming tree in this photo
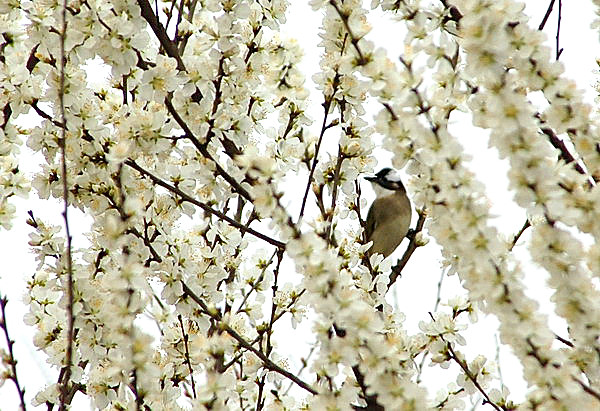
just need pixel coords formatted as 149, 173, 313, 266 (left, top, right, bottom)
2, 0, 600, 409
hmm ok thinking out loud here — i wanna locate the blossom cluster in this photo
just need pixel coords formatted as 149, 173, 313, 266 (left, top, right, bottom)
0, 4, 30, 230
1, 0, 600, 410
453, 0, 600, 402
324, 0, 600, 408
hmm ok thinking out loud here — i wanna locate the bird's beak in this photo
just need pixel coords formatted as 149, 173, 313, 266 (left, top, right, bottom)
364, 175, 377, 182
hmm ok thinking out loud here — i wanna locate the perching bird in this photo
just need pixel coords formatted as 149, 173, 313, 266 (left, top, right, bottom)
365, 168, 412, 258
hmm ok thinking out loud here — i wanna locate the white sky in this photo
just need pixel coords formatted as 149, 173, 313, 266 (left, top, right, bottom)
2, 1, 600, 409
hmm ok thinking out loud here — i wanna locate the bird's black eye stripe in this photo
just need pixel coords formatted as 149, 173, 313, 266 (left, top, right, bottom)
376, 167, 392, 178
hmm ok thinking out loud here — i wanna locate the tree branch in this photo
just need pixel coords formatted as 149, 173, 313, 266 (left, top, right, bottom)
555, 0, 563, 60
163, 97, 253, 202
178, 315, 197, 399
390, 209, 427, 286
57, 1, 75, 408
0, 296, 27, 411
124, 159, 285, 249
136, 0, 186, 72
446, 343, 503, 411
573, 376, 600, 402
538, 0, 556, 31
510, 219, 530, 250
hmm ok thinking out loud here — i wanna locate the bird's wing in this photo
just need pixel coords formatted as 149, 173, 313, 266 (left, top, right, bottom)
365, 204, 377, 241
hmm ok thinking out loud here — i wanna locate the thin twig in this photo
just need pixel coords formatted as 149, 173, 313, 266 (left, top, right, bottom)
298, 99, 334, 222
0, 296, 27, 411
235, 251, 277, 315
554, 333, 574, 348
265, 250, 284, 357
537, 5, 596, 187
538, 0, 556, 31
221, 288, 306, 373
172, 0, 185, 43
328, 1, 366, 65
57, 1, 75, 408
433, 268, 446, 313
178, 315, 197, 398
283, 344, 316, 395
256, 250, 284, 410
446, 343, 503, 411
509, 220, 530, 250
297, 34, 347, 222
416, 268, 446, 384
177, 0, 199, 55
555, 0, 563, 60
495, 334, 506, 393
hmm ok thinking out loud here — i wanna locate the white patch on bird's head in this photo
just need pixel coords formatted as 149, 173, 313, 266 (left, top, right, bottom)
380, 168, 403, 183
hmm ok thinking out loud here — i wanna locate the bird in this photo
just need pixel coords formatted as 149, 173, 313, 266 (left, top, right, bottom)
364, 168, 412, 258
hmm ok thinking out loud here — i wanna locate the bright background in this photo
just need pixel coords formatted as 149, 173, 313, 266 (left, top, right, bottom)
2, 1, 600, 409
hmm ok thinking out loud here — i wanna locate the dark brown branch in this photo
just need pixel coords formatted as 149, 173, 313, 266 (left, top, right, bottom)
0, 296, 27, 411
540, 126, 592, 182
554, 333, 574, 348
298, 33, 347, 222
573, 376, 600, 402
510, 219, 530, 250
178, 315, 196, 398
390, 209, 427, 286
555, 0, 563, 60
350, 365, 384, 411
136, 0, 186, 71
124, 160, 285, 249
31, 100, 64, 128
163, 97, 253, 202
538, 0, 556, 30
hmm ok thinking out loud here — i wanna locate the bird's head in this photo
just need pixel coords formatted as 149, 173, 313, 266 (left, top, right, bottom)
365, 168, 406, 191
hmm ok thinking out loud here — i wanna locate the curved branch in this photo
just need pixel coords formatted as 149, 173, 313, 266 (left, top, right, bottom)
390, 209, 427, 286
180, 282, 317, 395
